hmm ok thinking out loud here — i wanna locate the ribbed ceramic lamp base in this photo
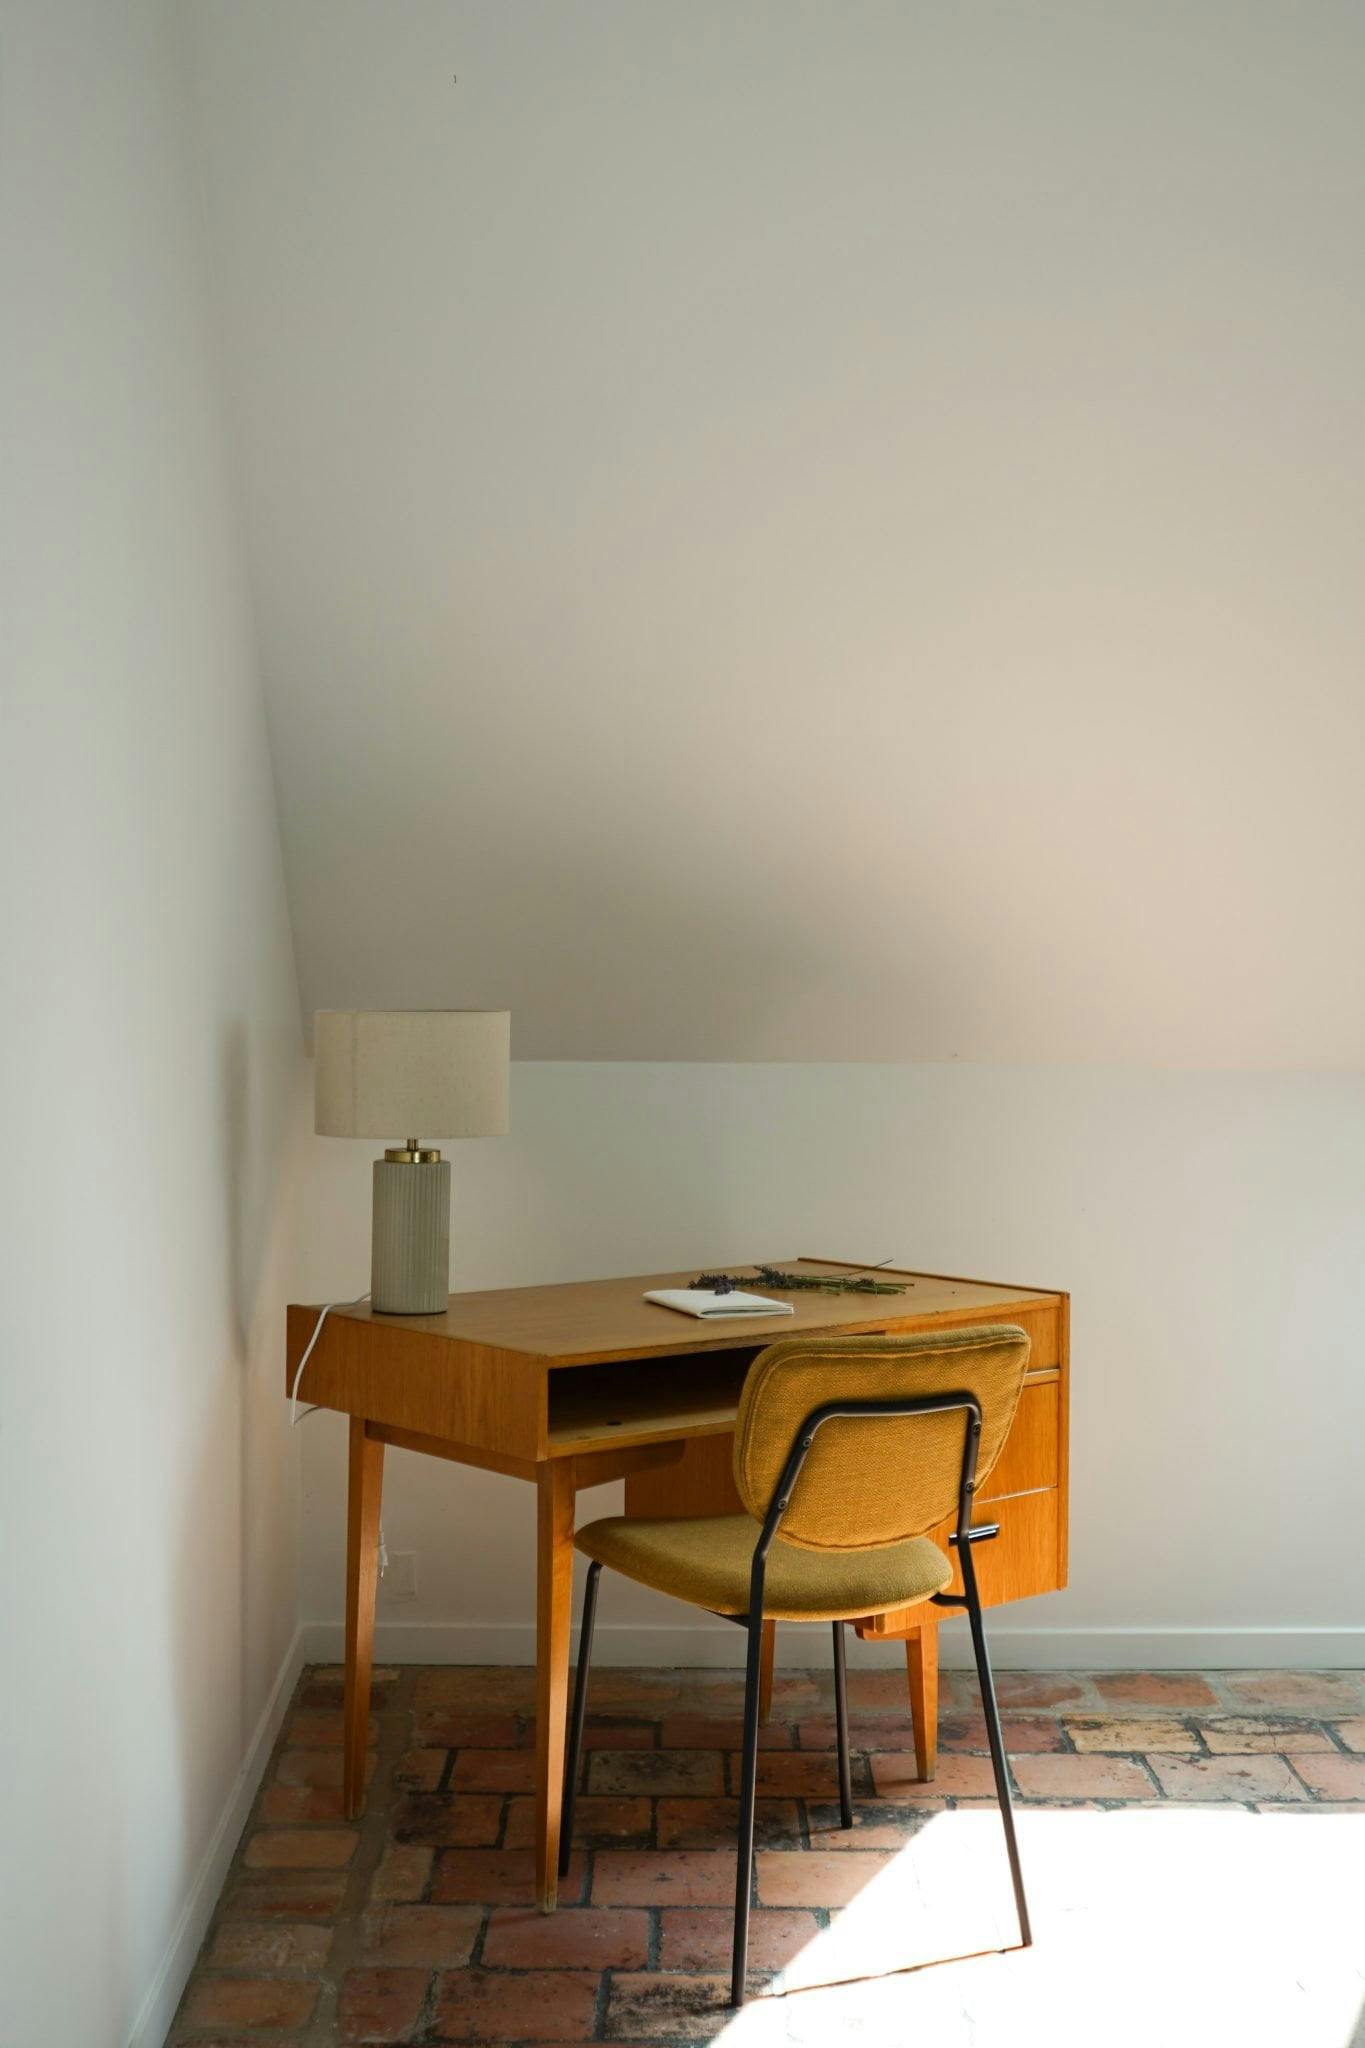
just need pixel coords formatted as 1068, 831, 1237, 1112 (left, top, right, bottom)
371, 1158, 451, 1314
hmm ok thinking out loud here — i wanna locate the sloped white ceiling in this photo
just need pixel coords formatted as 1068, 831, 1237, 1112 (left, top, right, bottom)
189, 0, 1365, 1061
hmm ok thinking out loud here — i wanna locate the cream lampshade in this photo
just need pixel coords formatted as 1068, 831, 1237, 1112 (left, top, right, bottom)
315, 1010, 510, 1313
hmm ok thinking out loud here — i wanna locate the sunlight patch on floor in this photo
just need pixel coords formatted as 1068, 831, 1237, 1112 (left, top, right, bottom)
714, 1805, 1365, 2046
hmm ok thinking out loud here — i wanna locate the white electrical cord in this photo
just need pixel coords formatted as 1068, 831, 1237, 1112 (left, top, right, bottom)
289, 1291, 387, 1572
289, 1292, 370, 1424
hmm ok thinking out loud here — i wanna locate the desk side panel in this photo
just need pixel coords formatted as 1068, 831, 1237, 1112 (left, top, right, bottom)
286, 1306, 546, 1460
1055, 1291, 1070, 1589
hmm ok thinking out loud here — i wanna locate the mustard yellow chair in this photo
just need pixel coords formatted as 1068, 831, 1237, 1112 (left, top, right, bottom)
560, 1324, 1034, 2006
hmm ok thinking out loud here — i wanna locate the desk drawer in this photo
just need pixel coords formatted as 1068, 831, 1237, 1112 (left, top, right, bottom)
978, 1376, 1059, 1504
860, 1487, 1063, 1635
935, 1487, 1061, 1607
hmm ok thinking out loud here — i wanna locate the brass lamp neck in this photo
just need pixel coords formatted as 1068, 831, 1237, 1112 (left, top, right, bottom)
384, 1139, 442, 1163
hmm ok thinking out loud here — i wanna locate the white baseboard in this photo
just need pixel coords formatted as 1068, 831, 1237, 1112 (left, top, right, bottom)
300, 1618, 1365, 1672
126, 1626, 306, 2048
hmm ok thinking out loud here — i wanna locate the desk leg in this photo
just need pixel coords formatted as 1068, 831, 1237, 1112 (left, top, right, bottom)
343, 1419, 385, 1819
906, 1620, 939, 1781
535, 1459, 575, 1911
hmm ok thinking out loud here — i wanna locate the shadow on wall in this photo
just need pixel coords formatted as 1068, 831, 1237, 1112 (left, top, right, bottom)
300, 808, 967, 1063
223, 1016, 301, 1352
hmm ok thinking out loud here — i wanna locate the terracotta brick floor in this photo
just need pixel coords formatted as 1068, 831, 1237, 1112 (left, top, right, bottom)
171, 1663, 1365, 2047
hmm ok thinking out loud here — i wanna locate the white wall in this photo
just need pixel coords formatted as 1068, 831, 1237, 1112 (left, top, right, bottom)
189, 0, 1365, 1064
298, 1062, 1365, 1670
0, 4, 308, 2043
182, 0, 1365, 1672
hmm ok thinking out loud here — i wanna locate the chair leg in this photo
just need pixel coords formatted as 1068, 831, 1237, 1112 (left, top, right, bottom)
960, 1547, 1032, 1947
831, 1621, 853, 1829
730, 1610, 765, 2007
558, 1559, 601, 1879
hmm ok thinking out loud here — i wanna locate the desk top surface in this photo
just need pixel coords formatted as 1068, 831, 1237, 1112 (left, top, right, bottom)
313, 1256, 1061, 1367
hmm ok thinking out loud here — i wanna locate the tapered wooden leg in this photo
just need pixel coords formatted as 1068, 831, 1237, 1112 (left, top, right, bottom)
757, 1619, 776, 1722
535, 1459, 576, 1911
343, 1419, 385, 1819
906, 1620, 939, 1781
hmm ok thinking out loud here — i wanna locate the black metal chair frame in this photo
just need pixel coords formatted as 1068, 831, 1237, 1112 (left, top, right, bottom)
559, 1388, 1033, 2007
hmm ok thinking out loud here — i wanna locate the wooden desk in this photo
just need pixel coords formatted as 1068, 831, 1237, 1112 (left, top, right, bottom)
286, 1256, 1068, 1909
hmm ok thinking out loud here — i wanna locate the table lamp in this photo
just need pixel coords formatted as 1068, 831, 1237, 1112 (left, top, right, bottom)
314, 1009, 510, 1314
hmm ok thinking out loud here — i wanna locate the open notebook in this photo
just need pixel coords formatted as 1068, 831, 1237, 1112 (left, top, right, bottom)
644, 1288, 795, 1320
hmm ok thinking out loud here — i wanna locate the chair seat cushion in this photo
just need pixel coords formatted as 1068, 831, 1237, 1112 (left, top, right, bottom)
574, 1513, 953, 1622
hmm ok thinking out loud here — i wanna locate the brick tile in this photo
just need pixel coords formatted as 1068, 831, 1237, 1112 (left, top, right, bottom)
658, 1906, 820, 1973
300, 1672, 397, 1709
1010, 1753, 1155, 1799
414, 1710, 526, 1749
1066, 1716, 1200, 1752
306, 1662, 399, 1684
992, 1673, 1090, 1708
188, 1659, 1365, 2048
260, 1782, 351, 1824
756, 1849, 894, 1907
221, 1869, 349, 1922
317, 1662, 400, 1678
370, 1845, 434, 1903
937, 1668, 986, 1710
659, 1715, 790, 1750
430, 1849, 587, 1906
744, 1751, 871, 1799
1291, 1754, 1365, 1799
183, 1977, 318, 2031
654, 1671, 749, 1720
591, 1850, 735, 1905
392, 1794, 504, 1848
583, 1717, 655, 1749
361, 1903, 481, 1965
587, 1749, 724, 1797
286, 1709, 379, 1748
765, 1671, 823, 1711
275, 1748, 376, 1789
956, 1795, 1105, 1810
450, 1748, 535, 1792
870, 1751, 1001, 1800
1094, 1673, 1219, 1709
415, 1667, 536, 1711
796, 1714, 905, 1750
938, 1713, 1068, 1754
569, 1669, 686, 1713
207, 1920, 333, 1970
1148, 1754, 1308, 1801
1254, 1801, 1365, 1815
172, 2036, 304, 2047
656, 1797, 801, 1849
805, 1799, 945, 1847
604, 1974, 738, 2041
395, 1749, 448, 1791
1223, 1671, 1365, 1714
504, 1795, 651, 1850
481, 1906, 649, 1968
338, 1966, 430, 2044
243, 1828, 357, 1869
843, 1668, 925, 1712
430, 1967, 598, 2041
798, 1709, 1065, 1753
1198, 1716, 1334, 1754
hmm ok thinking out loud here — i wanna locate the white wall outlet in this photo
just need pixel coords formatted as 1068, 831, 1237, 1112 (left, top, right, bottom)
383, 1550, 418, 1602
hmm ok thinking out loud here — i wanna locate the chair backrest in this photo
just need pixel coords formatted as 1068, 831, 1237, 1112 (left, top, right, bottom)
732, 1324, 1031, 1551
